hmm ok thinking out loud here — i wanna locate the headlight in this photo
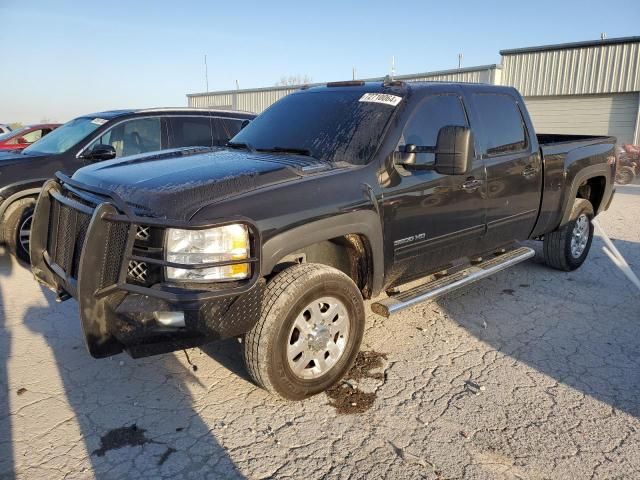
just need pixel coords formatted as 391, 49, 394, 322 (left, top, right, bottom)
165, 224, 250, 281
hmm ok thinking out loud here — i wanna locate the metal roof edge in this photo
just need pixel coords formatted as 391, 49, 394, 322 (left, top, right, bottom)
500, 36, 640, 55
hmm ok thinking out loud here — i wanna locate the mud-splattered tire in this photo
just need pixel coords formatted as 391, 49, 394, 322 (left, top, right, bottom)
543, 198, 594, 271
243, 263, 365, 400
3, 197, 36, 263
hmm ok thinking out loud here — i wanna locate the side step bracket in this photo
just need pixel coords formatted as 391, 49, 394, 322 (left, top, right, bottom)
371, 246, 535, 317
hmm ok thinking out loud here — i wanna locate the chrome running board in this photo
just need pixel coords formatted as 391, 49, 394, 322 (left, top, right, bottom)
371, 246, 535, 317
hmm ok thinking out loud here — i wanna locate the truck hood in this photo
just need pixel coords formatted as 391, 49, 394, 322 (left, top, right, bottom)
72, 147, 334, 219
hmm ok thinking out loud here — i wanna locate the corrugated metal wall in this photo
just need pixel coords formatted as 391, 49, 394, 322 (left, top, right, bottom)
525, 93, 639, 144
188, 87, 299, 113
502, 42, 640, 97
394, 66, 497, 84
187, 66, 500, 114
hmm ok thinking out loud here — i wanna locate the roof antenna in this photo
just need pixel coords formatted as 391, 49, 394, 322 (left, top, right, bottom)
204, 54, 209, 92
458, 53, 464, 69
600, 32, 607, 40
390, 55, 396, 80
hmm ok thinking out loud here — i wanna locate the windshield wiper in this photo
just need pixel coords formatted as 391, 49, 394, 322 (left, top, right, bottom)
257, 146, 313, 157
226, 141, 256, 152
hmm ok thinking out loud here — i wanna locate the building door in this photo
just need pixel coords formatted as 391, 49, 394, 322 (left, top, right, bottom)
525, 93, 639, 145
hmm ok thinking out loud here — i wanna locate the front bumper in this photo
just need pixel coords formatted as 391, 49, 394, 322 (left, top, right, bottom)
30, 174, 264, 358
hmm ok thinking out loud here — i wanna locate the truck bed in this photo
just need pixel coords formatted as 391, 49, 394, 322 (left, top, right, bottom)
532, 133, 616, 238
537, 133, 615, 148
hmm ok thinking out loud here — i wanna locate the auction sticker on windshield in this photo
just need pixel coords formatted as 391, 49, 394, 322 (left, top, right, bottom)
91, 118, 108, 126
359, 93, 402, 107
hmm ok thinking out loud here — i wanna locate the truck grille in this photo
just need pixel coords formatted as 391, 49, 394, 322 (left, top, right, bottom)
47, 193, 130, 287
135, 225, 150, 241
127, 260, 149, 282
48, 197, 93, 279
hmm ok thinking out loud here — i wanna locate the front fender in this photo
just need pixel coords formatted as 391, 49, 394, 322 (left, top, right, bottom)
261, 210, 384, 296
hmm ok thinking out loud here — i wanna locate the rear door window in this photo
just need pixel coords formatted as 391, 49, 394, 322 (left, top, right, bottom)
211, 118, 244, 145
168, 117, 213, 148
472, 93, 528, 155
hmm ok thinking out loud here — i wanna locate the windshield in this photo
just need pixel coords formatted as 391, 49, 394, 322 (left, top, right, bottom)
230, 90, 400, 165
0, 127, 26, 141
23, 117, 102, 154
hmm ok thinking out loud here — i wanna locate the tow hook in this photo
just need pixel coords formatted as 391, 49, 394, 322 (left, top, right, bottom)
55, 288, 71, 303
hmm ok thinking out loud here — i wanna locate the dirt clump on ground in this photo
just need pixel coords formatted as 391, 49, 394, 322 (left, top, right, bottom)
326, 351, 388, 414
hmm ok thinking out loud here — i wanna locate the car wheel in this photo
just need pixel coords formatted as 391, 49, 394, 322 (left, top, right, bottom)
615, 166, 635, 185
3, 197, 36, 263
543, 198, 594, 271
243, 263, 365, 400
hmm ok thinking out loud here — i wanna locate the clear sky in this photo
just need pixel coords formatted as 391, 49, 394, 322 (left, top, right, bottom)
1, 0, 638, 124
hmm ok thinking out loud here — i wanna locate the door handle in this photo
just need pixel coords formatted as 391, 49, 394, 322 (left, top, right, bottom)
461, 178, 483, 192
522, 165, 537, 178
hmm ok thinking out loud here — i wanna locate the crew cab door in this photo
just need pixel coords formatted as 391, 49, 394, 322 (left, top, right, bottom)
467, 92, 542, 246
381, 92, 486, 286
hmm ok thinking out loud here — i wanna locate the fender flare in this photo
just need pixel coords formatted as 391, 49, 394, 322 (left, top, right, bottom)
559, 163, 611, 226
0, 185, 45, 220
261, 210, 385, 296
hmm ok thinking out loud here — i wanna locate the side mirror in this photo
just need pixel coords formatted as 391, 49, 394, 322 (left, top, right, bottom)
17, 137, 28, 144
434, 126, 474, 175
84, 144, 116, 162
240, 119, 251, 131
393, 143, 424, 170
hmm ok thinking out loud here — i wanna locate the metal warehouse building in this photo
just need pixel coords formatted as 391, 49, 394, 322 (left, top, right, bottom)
187, 36, 640, 144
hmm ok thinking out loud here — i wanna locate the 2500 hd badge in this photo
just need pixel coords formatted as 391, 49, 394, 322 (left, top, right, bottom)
394, 233, 427, 247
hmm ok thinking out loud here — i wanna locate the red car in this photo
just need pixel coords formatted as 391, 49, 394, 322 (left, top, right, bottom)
0, 124, 60, 151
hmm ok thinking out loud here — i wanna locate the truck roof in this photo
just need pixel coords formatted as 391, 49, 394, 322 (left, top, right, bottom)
300, 80, 518, 97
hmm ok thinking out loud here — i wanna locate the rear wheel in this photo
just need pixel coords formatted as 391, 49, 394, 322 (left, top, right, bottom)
543, 198, 594, 271
615, 166, 635, 185
3, 197, 36, 263
243, 263, 365, 400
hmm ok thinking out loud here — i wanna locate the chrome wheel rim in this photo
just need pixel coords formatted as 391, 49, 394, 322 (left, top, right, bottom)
286, 296, 350, 380
18, 213, 33, 256
570, 214, 590, 258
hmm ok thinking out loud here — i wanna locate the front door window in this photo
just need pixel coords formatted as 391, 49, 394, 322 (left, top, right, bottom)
87, 117, 162, 158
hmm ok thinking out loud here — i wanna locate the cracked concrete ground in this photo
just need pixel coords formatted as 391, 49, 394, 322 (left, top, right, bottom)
1, 184, 639, 479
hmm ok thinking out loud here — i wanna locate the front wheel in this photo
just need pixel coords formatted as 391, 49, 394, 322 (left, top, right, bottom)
543, 198, 594, 271
243, 263, 365, 400
2, 197, 36, 263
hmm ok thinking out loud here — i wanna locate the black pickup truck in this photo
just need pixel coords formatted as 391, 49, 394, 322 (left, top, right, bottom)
31, 81, 616, 400
0, 108, 255, 262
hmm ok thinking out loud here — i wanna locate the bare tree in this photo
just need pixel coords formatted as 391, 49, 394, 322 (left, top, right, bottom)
275, 74, 313, 86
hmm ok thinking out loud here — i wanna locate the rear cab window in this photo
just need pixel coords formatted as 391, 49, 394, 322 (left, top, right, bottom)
471, 93, 528, 156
